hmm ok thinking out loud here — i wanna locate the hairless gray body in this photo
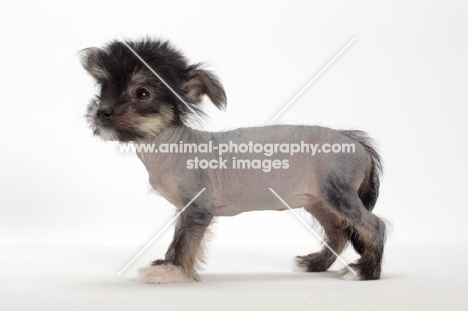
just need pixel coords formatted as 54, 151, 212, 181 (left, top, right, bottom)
137, 124, 367, 217
136, 123, 385, 282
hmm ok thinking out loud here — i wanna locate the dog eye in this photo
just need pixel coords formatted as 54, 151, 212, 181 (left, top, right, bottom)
136, 88, 151, 100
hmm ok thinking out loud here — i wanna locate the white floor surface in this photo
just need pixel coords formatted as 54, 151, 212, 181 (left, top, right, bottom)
1, 244, 467, 310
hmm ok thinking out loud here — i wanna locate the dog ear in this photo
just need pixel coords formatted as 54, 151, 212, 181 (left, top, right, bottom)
186, 69, 227, 110
79, 47, 108, 81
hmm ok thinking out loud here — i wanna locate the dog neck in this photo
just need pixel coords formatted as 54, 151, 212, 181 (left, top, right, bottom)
134, 124, 212, 208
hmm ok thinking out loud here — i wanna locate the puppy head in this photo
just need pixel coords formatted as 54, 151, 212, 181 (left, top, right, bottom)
80, 39, 226, 141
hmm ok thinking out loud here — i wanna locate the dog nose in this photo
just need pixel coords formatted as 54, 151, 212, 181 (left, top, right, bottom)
97, 106, 114, 120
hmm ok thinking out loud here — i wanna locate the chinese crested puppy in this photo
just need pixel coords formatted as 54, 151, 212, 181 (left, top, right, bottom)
80, 38, 386, 283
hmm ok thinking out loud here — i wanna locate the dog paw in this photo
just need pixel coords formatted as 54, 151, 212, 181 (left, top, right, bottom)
292, 256, 308, 272
138, 264, 191, 284
338, 266, 362, 281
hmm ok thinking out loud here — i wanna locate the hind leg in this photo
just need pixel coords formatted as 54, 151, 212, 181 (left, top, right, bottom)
339, 210, 386, 280
295, 201, 349, 272
321, 180, 386, 280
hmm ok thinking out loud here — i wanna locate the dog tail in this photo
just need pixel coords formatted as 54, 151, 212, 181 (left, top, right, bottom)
339, 130, 383, 212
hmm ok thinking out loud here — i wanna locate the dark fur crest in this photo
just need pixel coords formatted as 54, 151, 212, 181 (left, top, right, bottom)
80, 38, 227, 141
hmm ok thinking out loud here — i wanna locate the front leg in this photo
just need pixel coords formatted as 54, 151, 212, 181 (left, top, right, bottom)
139, 203, 213, 284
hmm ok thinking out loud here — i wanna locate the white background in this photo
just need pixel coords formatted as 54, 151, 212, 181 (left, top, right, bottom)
1, 0, 467, 247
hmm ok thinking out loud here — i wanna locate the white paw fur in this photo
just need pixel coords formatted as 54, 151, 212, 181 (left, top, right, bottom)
292, 257, 307, 272
339, 267, 362, 281
138, 264, 191, 284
